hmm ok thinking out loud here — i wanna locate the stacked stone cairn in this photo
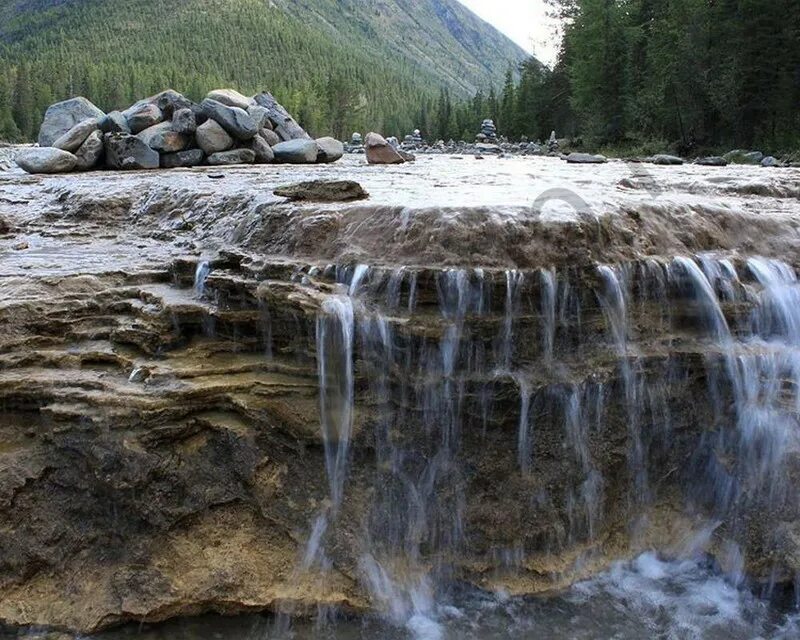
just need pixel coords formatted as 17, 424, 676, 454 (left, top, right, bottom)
475, 119, 498, 143
344, 132, 365, 154
15, 89, 344, 174
401, 129, 424, 150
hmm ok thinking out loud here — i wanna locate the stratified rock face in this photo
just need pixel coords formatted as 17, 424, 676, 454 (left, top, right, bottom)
1, 158, 800, 635
38, 97, 105, 147
365, 132, 405, 165
15, 147, 77, 173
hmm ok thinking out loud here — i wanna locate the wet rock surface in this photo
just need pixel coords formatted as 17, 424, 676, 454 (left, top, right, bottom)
273, 180, 369, 202
0, 156, 800, 635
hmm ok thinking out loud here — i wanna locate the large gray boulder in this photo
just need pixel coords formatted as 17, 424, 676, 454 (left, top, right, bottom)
161, 149, 205, 169
123, 103, 163, 134
565, 152, 607, 164
207, 149, 256, 165
172, 108, 197, 135
253, 92, 310, 141
146, 90, 193, 118
260, 129, 280, 147
74, 130, 105, 171
650, 154, 683, 165
196, 119, 234, 155
16, 147, 78, 174
761, 156, 780, 168
365, 132, 405, 165
38, 97, 105, 147
200, 99, 258, 140
52, 118, 100, 153
724, 149, 764, 165
98, 111, 131, 135
695, 156, 728, 167
206, 89, 254, 111
272, 139, 319, 164
247, 105, 270, 131
137, 122, 189, 153
246, 135, 275, 163
104, 133, 160, 170
316, 137, 344, 163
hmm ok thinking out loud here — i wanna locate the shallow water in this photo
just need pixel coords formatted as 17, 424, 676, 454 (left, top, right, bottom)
82, 554, 797, 640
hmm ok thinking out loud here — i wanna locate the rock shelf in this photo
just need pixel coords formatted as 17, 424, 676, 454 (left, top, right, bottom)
1, 157, 800, 633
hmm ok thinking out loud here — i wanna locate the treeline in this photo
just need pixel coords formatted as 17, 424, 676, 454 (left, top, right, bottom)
436, 0, 800, 152
539, 0, 800, 152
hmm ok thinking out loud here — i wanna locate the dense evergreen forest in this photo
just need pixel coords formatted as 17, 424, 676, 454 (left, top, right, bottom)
499, 0, 800, 153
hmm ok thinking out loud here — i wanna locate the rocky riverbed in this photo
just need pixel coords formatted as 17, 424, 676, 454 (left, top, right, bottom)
1, 155, 800, 638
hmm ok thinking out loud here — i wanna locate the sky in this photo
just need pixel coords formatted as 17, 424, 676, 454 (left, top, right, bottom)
456, 0, 560, 67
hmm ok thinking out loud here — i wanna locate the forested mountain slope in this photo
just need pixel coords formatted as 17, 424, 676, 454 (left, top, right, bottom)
0, 0, 529, 140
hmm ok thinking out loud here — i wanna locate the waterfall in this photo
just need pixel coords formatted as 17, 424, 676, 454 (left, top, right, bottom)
499, 270, 524, 371
316, 295, 355, 512
540, 268, 557, 364
193, 260, 211, 297
289, 254, 800, 633
516, 377, 533, 473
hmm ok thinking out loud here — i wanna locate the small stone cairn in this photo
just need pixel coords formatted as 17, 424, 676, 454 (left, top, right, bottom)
345, 132, 365, 154
476, 119, 498, 143
402, 129, 424, 150
547, 130, 559, 153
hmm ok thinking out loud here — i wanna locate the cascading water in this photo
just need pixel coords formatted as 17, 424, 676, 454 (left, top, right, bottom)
193, 260, 211, 297
277, 252, 800, 638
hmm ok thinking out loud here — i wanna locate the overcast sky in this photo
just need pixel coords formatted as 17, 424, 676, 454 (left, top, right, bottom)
456, 0, 560, 67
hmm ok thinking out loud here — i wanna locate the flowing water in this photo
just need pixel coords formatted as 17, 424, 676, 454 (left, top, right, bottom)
269, 254, 800, 639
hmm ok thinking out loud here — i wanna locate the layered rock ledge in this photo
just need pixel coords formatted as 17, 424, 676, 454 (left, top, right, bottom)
1, 156, 800, 633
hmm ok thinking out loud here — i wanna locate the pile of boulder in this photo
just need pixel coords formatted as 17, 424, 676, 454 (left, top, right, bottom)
15, 89, 344, 174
